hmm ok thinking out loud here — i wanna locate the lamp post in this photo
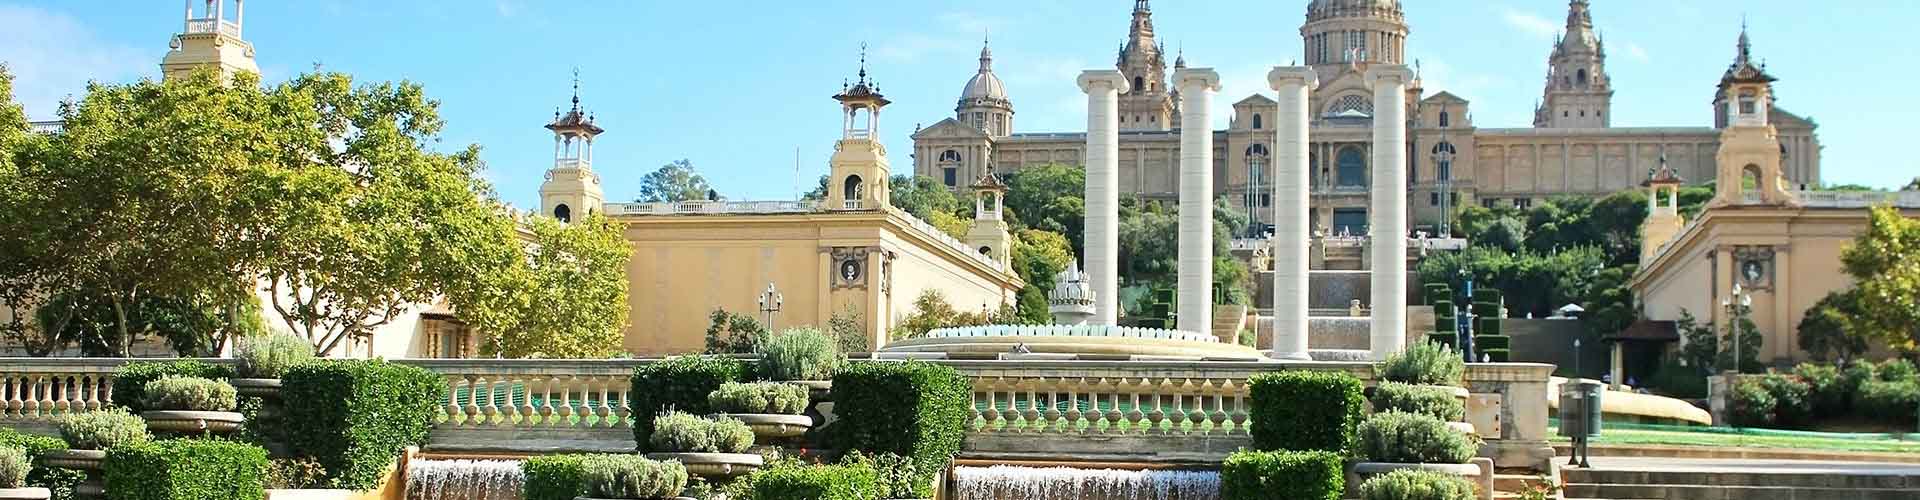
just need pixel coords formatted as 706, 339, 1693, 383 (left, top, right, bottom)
758, 282, 784, 332
1432, 137, 1456, 238
1721, 283, 1752, 374
1457, 267, 1476, 362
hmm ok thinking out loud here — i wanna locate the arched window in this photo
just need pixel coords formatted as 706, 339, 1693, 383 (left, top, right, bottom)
1252, 114, 1264, 130
939, 150, 962, 162
1431, 141, 1458, 181
1336, 147, 1366, 187
1134, 76, 1145, 92
979, 246, 992, 255
843, 175, 864, 201
1327, 95, 1373, 117
1438, 111, 1450, 128
553, 204, 572, 223
1576, 69, 1589, 88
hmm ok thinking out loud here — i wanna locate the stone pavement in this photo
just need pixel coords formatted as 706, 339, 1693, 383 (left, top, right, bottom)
1562, 456, 1920, 499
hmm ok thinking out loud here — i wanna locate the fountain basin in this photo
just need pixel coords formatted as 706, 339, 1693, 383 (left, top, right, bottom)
142, 410, 245, 434
883, 325, 1261, 360
230, 378, 283, 399
709, 413, 812, 440
644, 452, 762, 479
40, 450, 105, 470
0, 488, 50, 500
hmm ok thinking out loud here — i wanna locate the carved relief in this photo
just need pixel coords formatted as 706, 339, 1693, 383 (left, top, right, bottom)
1733, 246, 1775, 290
830, 247, 873, 290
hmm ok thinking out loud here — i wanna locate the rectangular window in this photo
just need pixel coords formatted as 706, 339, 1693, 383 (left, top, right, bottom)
1429, 193, 1440, 206
1261, 194, 1272, 207
1515, 198, 1533, 209
1333, 208, 1368, 236
943, 168, 957, 187
1482, 198, 1500, 209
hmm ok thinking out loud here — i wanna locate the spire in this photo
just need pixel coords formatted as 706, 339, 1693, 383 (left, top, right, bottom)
1737, 19, 1753, 65
1558, 0, 1599, 54
569, 67, 581, 112
978, 33, 993, 72
1174, 44, 1186, 69
1124, 0, 1158, 58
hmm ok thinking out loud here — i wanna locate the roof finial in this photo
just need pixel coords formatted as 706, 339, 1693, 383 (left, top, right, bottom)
570, 67, 581, 110
857, 42, 869, 86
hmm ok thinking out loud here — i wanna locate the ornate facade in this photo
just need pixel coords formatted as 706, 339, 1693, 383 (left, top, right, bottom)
912, 1, 1823, 236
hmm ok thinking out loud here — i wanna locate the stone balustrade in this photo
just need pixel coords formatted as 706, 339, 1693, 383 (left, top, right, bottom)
0, 357, 1556, 469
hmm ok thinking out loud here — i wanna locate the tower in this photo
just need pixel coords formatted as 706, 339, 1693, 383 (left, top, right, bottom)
538, 75, 606, 223
161, 0, 259, 80
1301, 0, 1409, 76
964, 168, 1012, 270
1116, 0, 1176, 131
957, 38, 1015, 138
829, 49, 892, 211
1639, 157, 1685, 265
1709, 27, 1799, 208
1534, 0, 1613, 128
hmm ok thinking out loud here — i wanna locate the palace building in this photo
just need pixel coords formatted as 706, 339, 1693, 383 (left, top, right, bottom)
911, 1, 1823, 237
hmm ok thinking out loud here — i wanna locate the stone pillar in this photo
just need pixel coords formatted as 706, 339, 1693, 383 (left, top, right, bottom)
1268, 66, 1318, 360
1175, 68, 1221, 334
1079, 71, 1130, 326
1366, 65, 1414, 361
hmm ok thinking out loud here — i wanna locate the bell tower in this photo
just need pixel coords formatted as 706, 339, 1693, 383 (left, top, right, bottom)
829, 49, 892, 211
965, 168, 1012, 270
1709, 27, 1799, 208
1639, 157, 1685, 265
1534, 0, 1613, 128
161, 0, 259, 80
1115, 0, 1176, 131
538, 74, 606, 223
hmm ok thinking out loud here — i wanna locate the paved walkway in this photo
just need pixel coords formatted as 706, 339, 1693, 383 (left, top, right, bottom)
1580, 456, 1920, 475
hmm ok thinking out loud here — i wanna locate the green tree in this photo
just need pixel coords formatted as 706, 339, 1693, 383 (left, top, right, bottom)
460, 213, 631, 359
636, 159, 714, 202
1824, 184, 1883, 192
1214, 196, 1252, 237
1676, 309, 1717, 374
893, 289, 1003, 340
1582, 264, 1638, 340
1717, 303, 1765, 373
1002, 164, 1086, 254
889, 174, 964, 220
1479, 217, 1529, 253
0, 64, 75, 355
1798, 289, 1869, 362
1587, 190, 1649, 266
1840, 206, 1920, 353
1011, 229, 1075, 323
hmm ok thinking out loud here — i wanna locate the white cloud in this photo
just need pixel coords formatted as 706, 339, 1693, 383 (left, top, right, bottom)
0, 4, 156, 120
495, 0, 519, 18
1624, 42, 1651, 63
1501, 8, 1559, 40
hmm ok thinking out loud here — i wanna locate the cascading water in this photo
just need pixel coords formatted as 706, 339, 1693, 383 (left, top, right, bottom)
952, 465, 1220, 500
405, 459, 525, 500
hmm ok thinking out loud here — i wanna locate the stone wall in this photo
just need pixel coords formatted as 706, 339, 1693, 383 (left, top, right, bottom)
1504, 318, 1605, 379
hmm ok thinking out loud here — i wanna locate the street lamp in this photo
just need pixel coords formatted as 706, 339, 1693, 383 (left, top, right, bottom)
758, 282, 784, 332
1721, 283, 1752, 374
1457, 267, 1477, 362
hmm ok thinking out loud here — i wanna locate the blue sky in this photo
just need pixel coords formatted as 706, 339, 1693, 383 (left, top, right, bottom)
3, 1, 1913, 210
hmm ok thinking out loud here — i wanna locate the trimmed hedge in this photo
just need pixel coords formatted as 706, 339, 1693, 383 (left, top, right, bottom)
629, 356, 749, 450
831, 361, 971, 484
1729, 380, 1777, 428
0, 428, 84, 500
1472, 335, 1510, 351
1220, 450, 1344, 500
1372, 382, 1466, 422
522, 454, 593, 500
1759, 373, 1812, 428
103, 439, 268, 500
1248, 371, 1366, 454
1794, 363, 1848, 415
1378, 342, 1464, 386
1358, 468, 1475, 500
742, 464, 879, 500
282, 359, 446, 490
112, 360, 234, 413
1357, 412, 1476, 464
1857, 379, 1920, 425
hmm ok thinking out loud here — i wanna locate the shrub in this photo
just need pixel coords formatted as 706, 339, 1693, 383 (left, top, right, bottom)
1857, 380, 1920, 426
112, 360, 234, 413
741, 464, 878, 500
582, 455, 689, 500
705, 309, 770, 355
759, 328, 844, 381
650, 412, 754, 454
59, 409, 150, 450
0, 428, 84, 498
140, 376, 238, 412
1357, 412, 1476, 464
1373, 382, 1466, 422
709, 382, 809, 415
264, 458, 328, 489
103, 439, 268, 500
1729, 380, 1777, 428
1379, 341, 1465, 386
1759, 373, 1812, 428
1248, 370, 1366, 454
831, 361, 971, 487
1358, 468, 1476, 500
1220, 450, 1344, 500
839, 451, 924, 499
0, 445, 27, 489
1794, 363, 1847, 415
282, 359, 447, 490
522, 454, 593, 500
1879, 359, 1918, 383
629, 356, 748, 450
234, 333, 315, 379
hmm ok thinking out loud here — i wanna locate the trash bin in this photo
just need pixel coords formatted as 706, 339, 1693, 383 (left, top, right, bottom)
1558, 379, 1604, 467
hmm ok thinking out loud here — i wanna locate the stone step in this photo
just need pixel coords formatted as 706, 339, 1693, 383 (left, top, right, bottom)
1494, 473, 1554, 492
1563, 483, 1917, 500
1563, 469, 1920, 489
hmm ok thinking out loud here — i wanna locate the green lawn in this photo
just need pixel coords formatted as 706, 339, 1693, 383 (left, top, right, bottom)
1551, 427, 1920, 454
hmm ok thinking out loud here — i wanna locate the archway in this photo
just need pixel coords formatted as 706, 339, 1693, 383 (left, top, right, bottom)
843, 175, 864, 202
553, 204, 572, 223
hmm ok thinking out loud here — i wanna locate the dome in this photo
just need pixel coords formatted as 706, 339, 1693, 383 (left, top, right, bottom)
1307, 0, 1403, 21
959, 43, 1010, 103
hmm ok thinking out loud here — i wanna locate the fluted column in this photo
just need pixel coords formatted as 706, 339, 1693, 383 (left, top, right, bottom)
1268, 66, 1318, 360
1079, 70, 1130, 326
1175, 68, 1221, 334
1366, 65, 1414, 360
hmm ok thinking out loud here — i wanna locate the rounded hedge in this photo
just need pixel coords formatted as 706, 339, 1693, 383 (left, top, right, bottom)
1729, 380, 1778, 428
629, 356, 749, 450
1220, 450, 1344, 500
112, 360, 234, 413
140, 376, 238, 412
1358, 468, 1476, 500
740, 464, 878, 500
1379, 341, 1465, 386
1248, 370, 1366, 454
709, 382, 809, 415
1357, 412, 1477, 464
1372, 382, 1466, 422
59, 409, 150, 450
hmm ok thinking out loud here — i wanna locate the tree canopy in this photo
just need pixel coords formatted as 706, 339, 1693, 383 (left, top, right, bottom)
1839, 205, 1920, 353
636, 159, 715, 202
455, 213, 631, 358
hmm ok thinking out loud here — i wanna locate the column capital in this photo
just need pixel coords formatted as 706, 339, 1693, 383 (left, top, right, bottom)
1173, 67, 1222, 92
1267, 66, 1319, 90
1363, 64, 1415, 89
1078, 70, 1131, 94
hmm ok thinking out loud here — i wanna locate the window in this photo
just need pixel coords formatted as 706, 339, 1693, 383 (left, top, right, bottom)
1261, 194, 1271, 207
943, 167, 957, 187
1564, 111, 1570, 117
939, 150, 962, 162
1579, 110, 1586, 117
1134, 76, 1145, 92
843, 175, 864, 201
1438, 111, 1450, 128
1481, 198, 1500, 209
1333, 208, 1368, 236
1346, 31, 1366, 60
1336, 147, 1366, 187
1515, 198, 1533, 209
1577, 69, 1589, 88
1315, 33, 1330, 64
1252, 113, 1263, 130
1430, 192, 1440, 206
553, 203, 571, 223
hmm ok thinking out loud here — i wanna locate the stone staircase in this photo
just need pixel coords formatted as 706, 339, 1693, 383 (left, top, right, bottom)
1211, 305, 1249, 344
1559, 463, 1920, 500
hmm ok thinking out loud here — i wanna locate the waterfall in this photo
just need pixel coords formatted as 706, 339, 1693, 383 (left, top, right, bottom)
952, 465, 1219, 500
405, 459, 524, 500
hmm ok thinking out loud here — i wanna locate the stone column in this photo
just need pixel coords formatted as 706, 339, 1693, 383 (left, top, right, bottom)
1079, 71, 1130, 326
1366, 65, 1414, 361
1268, 66, 1318, 360
1175, 68, 1221, 334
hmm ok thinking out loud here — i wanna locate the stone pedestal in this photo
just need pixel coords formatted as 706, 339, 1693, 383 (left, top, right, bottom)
1078, 70, 1130, 326
1268, 66, 1317, 360
1365, 65, 1414, 361
1174, 68, 1220, 334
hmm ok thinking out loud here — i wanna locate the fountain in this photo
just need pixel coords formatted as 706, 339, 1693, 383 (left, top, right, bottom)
404, 459, 524, 500
952, 465, 1219, 500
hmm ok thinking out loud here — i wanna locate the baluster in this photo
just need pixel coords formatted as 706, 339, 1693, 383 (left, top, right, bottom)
1228, 380, 1250, 436
1207, 379, 1228, 435
3, 376, 16, 418
442, 375, 463, 426
1019, 380, 1041, 433
597, 376, 616, 428
968, 379, 988, 432
82, 375, 101, 412
24, 374, 41, 418
614, 375, 633, 430
56, 375, 74, 417
100, 375, 114, 411
1063, 377, 1084, 434
1126, 378, 1147, 435
461, 375, 483, 425
1040, 377, 1063, 433
1140, 378, 1164, 435
557, 374, 576, 428
537, 375, 557, 427
500, 376, 520, 428
1103, 378, 1123, 436
1169, 378, 1190, 435
517, 376, 537, 427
